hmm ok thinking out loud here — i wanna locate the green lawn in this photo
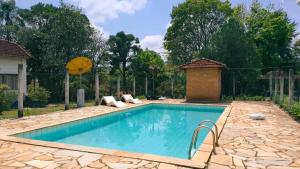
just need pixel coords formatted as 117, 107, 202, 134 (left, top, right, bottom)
0, 101, 96, 120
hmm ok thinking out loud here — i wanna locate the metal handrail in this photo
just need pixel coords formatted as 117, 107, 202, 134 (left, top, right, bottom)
199, 120, 219, 146
188, 125, 216, 159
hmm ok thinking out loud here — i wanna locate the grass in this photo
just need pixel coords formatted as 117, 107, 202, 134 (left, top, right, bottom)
0, 100, 95, 120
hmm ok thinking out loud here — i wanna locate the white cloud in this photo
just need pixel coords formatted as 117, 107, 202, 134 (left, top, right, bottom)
67, 0, 147, 24
141, 35, 167, 60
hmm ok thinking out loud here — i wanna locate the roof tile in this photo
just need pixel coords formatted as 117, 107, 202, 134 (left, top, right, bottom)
0, 39, 31, 59
180, 58, 226, 69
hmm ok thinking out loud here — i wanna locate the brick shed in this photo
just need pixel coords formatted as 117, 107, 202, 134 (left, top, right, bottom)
180, 58, 226, 101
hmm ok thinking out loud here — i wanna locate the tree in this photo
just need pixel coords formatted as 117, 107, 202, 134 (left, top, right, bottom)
164, 0, 232, 65
107, 31, 141, 93
131, 50, 165, 96
0, 0, 21, 41
209, 14, 262, 95
247, 1, 297, 72
18, 3, 95, 101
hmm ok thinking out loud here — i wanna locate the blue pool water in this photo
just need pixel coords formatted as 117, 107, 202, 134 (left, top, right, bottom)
15, 104, 224, 159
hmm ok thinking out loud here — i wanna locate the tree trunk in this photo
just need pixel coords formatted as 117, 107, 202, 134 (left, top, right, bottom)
122, 61, 127, 93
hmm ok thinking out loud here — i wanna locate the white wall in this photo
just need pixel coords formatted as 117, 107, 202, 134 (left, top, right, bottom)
0, 55, 27, 92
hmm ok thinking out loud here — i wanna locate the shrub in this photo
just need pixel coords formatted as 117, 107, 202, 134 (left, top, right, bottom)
0, 84, 11, 114
28, 84, 50, 107
236, 95, 265, 101
136, 95, 146, 99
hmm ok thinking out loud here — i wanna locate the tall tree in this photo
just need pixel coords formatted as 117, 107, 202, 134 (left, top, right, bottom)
247, 1, 297, 71
164, 0, 232, 65
131, 50, 165, 96
0, 0, 21, 41
209, 13, 261, 95
107, 31, 140, 93
18, 3, 95, 100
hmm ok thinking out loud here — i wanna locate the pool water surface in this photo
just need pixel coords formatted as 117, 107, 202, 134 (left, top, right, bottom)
15, 104, 224, 159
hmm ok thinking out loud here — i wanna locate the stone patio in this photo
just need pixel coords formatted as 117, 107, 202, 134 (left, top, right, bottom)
0, 100, 299, 169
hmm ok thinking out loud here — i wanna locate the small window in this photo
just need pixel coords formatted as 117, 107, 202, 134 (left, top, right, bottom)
0, 74, 18, 90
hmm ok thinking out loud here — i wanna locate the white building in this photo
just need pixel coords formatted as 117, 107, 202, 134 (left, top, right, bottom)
0, 39, 30, 91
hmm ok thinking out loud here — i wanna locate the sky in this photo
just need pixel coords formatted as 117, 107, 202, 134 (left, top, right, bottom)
15, 0, 300, 56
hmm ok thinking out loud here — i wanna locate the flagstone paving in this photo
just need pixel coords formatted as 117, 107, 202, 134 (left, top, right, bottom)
0, 100, 299, 169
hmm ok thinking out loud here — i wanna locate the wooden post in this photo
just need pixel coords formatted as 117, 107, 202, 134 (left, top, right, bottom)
18, 64, 24, 118
279, 72, 284, 103
145, 75, 148, 96
289, 69, 294, 105
65, 71, 69, 110
269, 72, 273, 97
95, 72, 99, 105
117, 76, 120, 99
133, 77, 136, 97
232, 72, 236, 99
274, 72, 279, 100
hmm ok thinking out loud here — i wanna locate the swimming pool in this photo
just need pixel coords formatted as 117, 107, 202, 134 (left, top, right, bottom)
15, 104, 224, 159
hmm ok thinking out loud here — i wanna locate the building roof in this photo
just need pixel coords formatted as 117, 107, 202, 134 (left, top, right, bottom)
180, 58, 226, 69
0, 39, 31, 59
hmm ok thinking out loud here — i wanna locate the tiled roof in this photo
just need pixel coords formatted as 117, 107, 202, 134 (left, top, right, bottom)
0, 39, 31, 59
180, 58, 226, 69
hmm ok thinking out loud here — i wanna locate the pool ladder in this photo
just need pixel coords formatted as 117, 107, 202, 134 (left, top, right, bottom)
188, 120, 219, 159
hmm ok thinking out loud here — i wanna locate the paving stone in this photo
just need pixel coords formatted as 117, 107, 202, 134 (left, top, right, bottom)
77, 153, 101, 167
208, 163, 231, 169
25, 160, 54, 168
267, 166, 297, 169
54, 150, 85, 158
60, 159, 80, 169
7, 161, 26, 167
101, 155, 121, 163
88, 160, 106, 168
233, 157, 244, 167
257, 151, 278, 157
106, 162, 134, 169
158, 163, 177, 169
210, 154, 233, 166
34, 154, 53, 161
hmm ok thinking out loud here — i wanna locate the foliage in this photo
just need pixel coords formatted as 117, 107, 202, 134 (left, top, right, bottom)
0, 84, 11, 114
222, 95, 265, 101
136, 95, 146, 100
0, 0, 21, 41
207, 13, 262, 95
17, 2, 102, 101
131, 50, 165, 96
279, 97, 300, 121
164, 0, 232, 65
27, 84, 50, 107
107, 31, 141, 93
246, 1, 297, 72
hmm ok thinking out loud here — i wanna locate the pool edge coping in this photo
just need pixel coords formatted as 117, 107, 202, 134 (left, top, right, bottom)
0, 102, 232, 169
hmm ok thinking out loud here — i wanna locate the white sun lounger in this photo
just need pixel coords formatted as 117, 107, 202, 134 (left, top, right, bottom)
122, 94, 143, 104
101, 96, 126, 108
